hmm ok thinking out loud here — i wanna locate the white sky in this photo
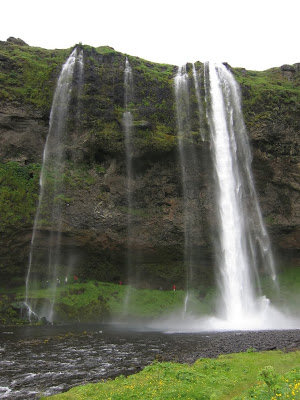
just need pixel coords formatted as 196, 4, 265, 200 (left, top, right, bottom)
1, 0, 299, 70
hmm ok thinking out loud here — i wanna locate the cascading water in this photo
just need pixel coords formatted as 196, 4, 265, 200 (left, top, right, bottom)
123, 57, 134, 224
192, 64, 205, 141
122, 57, 135, 315
25, 48, 83, 322
206, 62, 280, 328
152, 62, 299, 332
174, 65, 202, 313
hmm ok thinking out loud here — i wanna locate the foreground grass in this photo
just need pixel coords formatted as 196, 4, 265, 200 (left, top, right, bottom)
45, 350, 300, 400
235, 366, 300, 399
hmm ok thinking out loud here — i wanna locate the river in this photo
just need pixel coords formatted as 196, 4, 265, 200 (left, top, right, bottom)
0, 324, 299, 399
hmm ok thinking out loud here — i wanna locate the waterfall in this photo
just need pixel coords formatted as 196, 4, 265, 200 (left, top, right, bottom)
192, 64, 205, 141
122, 57, 135, 315
123, 57, 134, 223
152, 62, 299, 333
207, 62, 277, 326
174, 65, 200, 313
25, 48, 84, 322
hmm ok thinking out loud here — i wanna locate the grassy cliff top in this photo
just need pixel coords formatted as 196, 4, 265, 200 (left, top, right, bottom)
0, 39, 299, 156
1, 38, 299, 115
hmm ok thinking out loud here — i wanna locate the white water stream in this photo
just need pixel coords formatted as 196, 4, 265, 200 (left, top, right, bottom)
25, 48, 83, 322
207, 62, 278, 327
122, 58, 135, 315
192, 64, 205, 141
174, 65, 201, 313
154, 62, 300, 331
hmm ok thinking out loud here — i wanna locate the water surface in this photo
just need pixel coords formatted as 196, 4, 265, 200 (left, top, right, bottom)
0, 324, 299, 399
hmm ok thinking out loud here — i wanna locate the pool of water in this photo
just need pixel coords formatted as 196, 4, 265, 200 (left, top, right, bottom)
0, 324, 299, 399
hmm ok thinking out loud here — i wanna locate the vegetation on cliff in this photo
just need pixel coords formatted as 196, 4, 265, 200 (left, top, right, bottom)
0, 38, 299, 290
0, 41, 70, 113
77, 44, 179, 157
0, 161, 40, 231
234, 65, 300, 159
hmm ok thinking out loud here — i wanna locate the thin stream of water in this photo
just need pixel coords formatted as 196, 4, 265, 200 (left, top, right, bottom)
25, 49, 83, 322
123, 58, 135, 315
174, 65, 200, 313
192, 64, 205, 141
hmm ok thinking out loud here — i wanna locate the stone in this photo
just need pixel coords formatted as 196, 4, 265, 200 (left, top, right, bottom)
6, 37, 28, 46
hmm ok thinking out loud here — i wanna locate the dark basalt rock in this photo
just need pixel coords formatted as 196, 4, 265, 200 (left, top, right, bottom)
0, 41, 299, 286
7, 37, 28, 46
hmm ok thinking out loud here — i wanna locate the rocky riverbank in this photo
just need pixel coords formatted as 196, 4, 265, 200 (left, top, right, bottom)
0, 324, 299, 399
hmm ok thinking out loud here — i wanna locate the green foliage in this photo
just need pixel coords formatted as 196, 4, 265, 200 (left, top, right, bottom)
258, 365, 279, 393
95, 165, 106, 174
96, 46, 118, 55
21, 281, 191, 321
53, 194, 73, 205
0, 161, 40, 230
246, 347, 257, 353
129, 56, 177, 131
0, 41, 70, 111
0, 295, 26, 325
54, 298, 109, 323
235, 367, 300, 400
32, 161, 96, 223
233, 66, 300, 134
78, 45, 179, 156
260, 266, 300, 317
44, 350, 300, 400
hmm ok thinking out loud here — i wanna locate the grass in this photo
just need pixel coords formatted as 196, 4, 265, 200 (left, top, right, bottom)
0, 41, 70, 111
23, 281, 190, 322
233, 67, 300, 131
261, 266, 300, 317
44, 350, 300, 399
2, 265, 299, 324
234, 366, 300, 399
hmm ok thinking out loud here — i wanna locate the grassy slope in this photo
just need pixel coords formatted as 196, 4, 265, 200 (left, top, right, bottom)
45, 350, 300, 400
234, 66, 300, 123
23, 280, 210, 322
26, 265, 300, 320
0, 42, 70, 111
1, 264, 299, 325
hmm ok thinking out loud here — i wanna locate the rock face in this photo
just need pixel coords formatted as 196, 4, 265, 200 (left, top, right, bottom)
235, 65, 300, 268
0, 40, 299, 287
0, 108, 48, 163
6, 37, 28, 46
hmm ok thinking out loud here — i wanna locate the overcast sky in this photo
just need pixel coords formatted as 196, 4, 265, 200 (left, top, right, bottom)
1, 0, 299, 70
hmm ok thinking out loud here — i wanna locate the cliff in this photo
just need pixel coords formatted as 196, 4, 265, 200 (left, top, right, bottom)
0, 39, 299, 287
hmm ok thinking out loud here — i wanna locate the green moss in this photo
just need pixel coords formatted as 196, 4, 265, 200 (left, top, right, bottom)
0, 41, 70, 111
22, 281, 195, 321
0, 162, 40, 231
0, 294, 26, 325
41, 161, 96, 190
54, 194, 74, 205
260, 266, 300, 317
233, 66, 300, 131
